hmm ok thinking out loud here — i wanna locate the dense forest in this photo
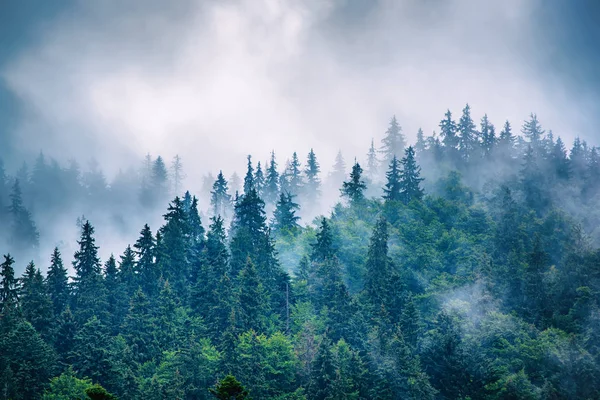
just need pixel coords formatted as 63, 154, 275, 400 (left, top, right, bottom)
2, 105, 600, 399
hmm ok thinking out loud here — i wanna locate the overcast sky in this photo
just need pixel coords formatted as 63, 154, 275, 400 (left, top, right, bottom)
1, 0, 599, 182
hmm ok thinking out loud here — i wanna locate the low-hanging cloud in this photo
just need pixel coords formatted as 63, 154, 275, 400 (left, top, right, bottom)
2, 0, 593, 185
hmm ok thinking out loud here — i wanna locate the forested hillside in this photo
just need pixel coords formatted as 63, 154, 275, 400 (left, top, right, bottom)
2, 107, 600, 399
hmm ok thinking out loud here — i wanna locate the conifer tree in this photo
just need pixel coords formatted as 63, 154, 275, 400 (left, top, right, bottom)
209, 375, 250, 400
118, 245, 137, 297
243, 155, 255, 195
415, 128, 427, 154
104, 254, 127, 332
330, 151, 347, 188
311, 218, 335, 263
552, 137, 571, 180
366, 139, 379, 181
288, 152, 303, 195
480, 114, 496, 157
71, 221, 108, 324
308, 338, 336, 400
304, 148, 321, 202
68, 316, 112, 388
237, 258, 270, 333
383, 155, 401, 202
439, 109, 459, 160
271, 192, 301, 236
20, 261, 53, 338
457, 104, 478, 162
54, 306, 77, 363
364, 218, 393, 310
0, 254, 19, 314
122, 288, 157, 364
341, 162, 366, 204
264, 151, 280, 205
521, 113, 545, 147
46, 247, 70, 317
170, 154, 185, 196
380, 116, 406, 165
211, 171, 232, 219
8, 179, 39, 258
158, 197, 190, 300
134, 224, 157, 296
229, 172, 242, 195
151, 156, 169, 199
399, 146, 424, 205
254, 161, 265, 197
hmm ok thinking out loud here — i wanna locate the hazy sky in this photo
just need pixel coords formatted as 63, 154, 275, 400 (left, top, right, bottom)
1, 0, 599, 181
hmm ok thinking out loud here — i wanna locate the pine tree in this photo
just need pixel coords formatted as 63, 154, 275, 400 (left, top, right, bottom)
254, 161, 265, 198
288, 152, 303, 195
341, 162, 366, 204
520, 145, 547, 212
497, 120, 515, 158
552, 137, 571, 180
170, 154, 186, 196
243, 155, 255, 195
480, 114, 496, 157
71, 221, 108, 324
237, 258, 270, 333
151, 155, 169, 204
122, 288, 157, 364
308, 338, 336, 400
118, 245, 137, 297
400, 294, 422, 349
209, 375, 251, 400
330, 151, 347, 188
311, 218, 335, 263
383, 155, 401, 202
0, 254, 19, 314
366, 139, 379, 181
415, 128, 427, 154
134, 224, 157, 296
271, 192, 301, 235
7, 179, 39, 258
399, 146, 424, 205
439, 109, 459, 158
69, 316, 112, 387
230, 172, 242, 195
46, 247, 70, 317
211, 171, 232, 219
457, 104, 478, 162
521, 113, 545, 147
158, 197, 190, 300
364, 218, 393, 311
264, 151, 280, 205
523, 235, 549, 323
380, 116, 406, 165
104, 254, 127, 332
20, 261, 53, 337
53, 306, 77, 364
304, 148, 321, 202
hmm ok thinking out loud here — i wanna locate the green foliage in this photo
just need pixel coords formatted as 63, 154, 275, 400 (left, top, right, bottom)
209, 375, 251, 400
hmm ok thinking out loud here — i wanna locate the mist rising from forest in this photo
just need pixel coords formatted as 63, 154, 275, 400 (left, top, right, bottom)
0, 0, 597, 269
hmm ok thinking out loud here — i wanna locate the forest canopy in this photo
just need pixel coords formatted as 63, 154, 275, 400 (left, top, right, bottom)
2, 107, 600, 399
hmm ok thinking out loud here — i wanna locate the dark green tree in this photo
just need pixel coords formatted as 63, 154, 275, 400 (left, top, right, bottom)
271, 192, 301, 236
480, 113, 496, 157
264, 151, 280, 205
243, 155, 255, 195
46, 247, 70, 317
237, 258, 270, 333
364, 218, 394, 312
209, 375, 251, 400
7, 179, 39, 258
254, 161, 265, 198
439, 109, 459, 159
20, 261, 53, 338
121, 288, 157, 364
0, 254, 19, 315
134, 224, 157, 296
399, 146, 424, 204
304, 148, 321, 203
288, 152, 303, 195
308, 338, 336, 400
383, 155, 401, 202
211, 171, 232, 218
311, 218, 335, 263
457, 104, 478, 162
341, 162, 366, 205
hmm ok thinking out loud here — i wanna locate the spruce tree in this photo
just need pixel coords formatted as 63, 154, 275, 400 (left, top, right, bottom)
304, 148, 321, 203
8, 179, 39, 258
457, 104, 478, 162
288, 152, 303, 195
151, 155, 169, 203
439, 109, 459, 161
521, 113, 544, 147
46, 247, 70, 317
308, 338, 336, 400
415, 128, 427, 154
254, 161, 265, 198
383, 155, 401, 202
211, 171, 232, 218
122, 288, 157, 364
364, 218, 393, 311
170, 154, 185, 196
399, 146, 424, 205
330, 151, 347, 188
118, 245, 137, 297
0, 254, 19, 314
480, 114, 496, 157
271, 192, 301, 236
237, 258, 270, 333
243, 155, 255, 195
209, 375, 250, 400
264, 151, 280, 205
20, 261, 53, 338
229, 172, 242, 195
71, 221, 108, 324
134, 224, 157, 296
380, 116, 406, 165
341, 162, 367, 204
311, 218, 335, 263
104, 254, 128, 332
